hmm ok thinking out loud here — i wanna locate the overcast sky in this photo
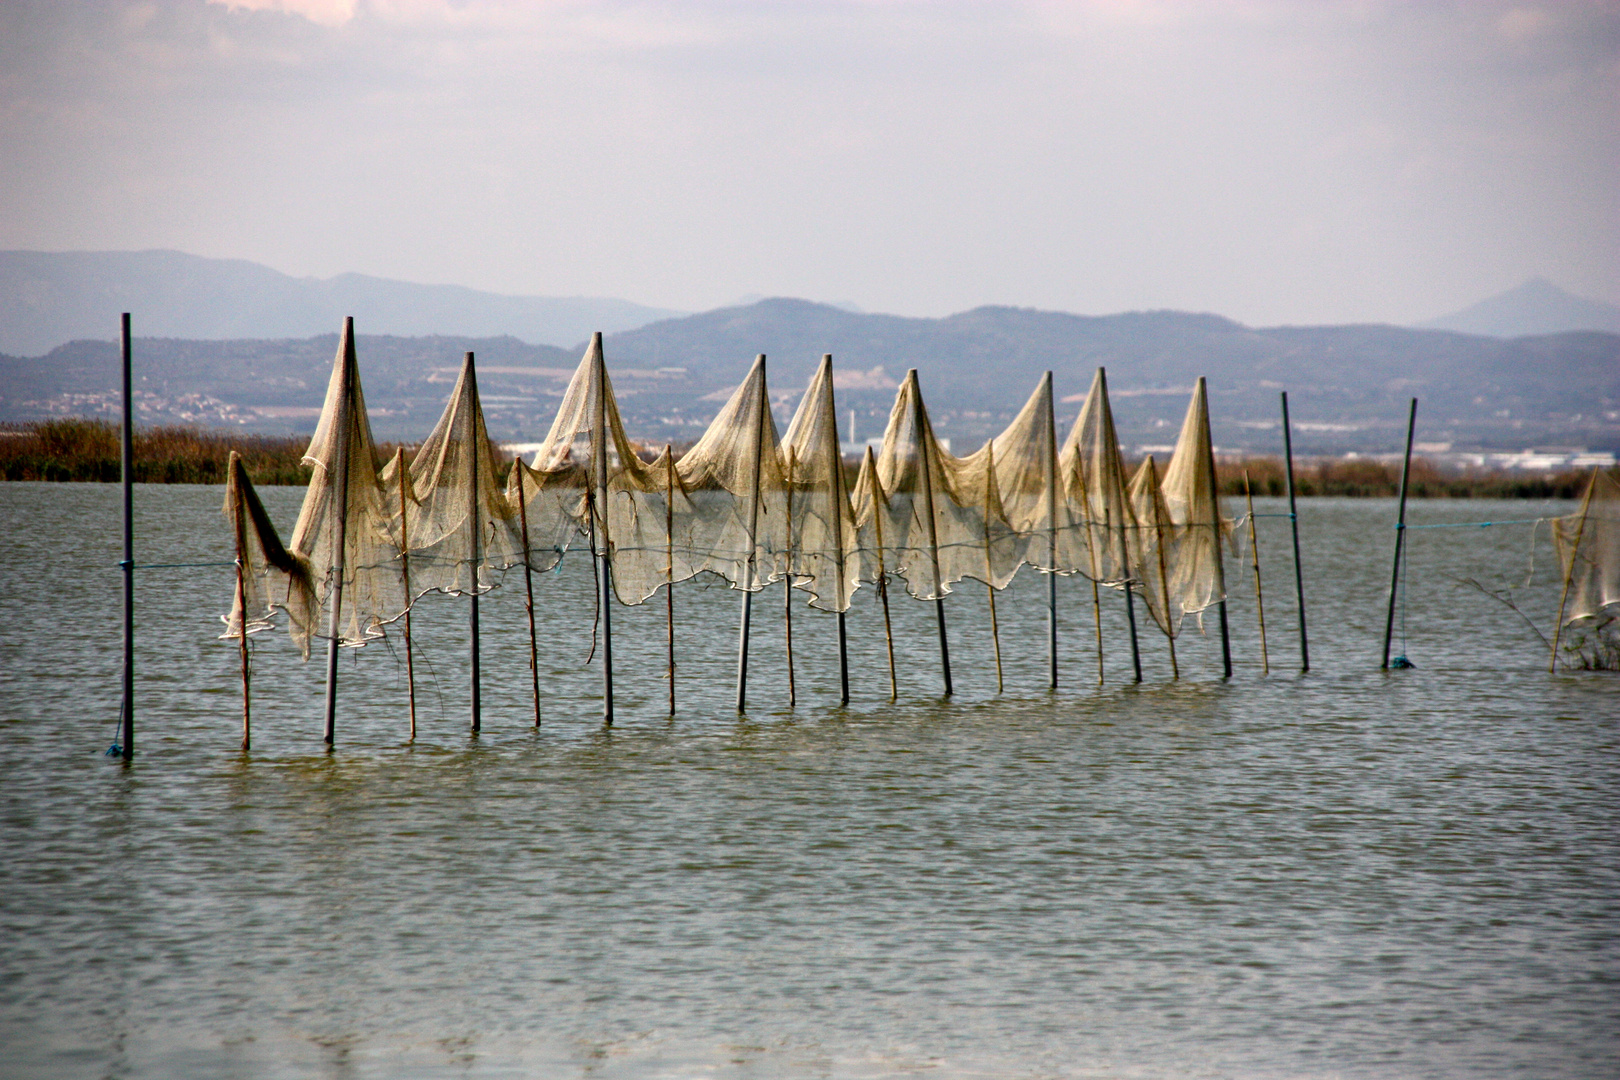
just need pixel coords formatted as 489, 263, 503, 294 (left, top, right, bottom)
2, 0, 1615, 326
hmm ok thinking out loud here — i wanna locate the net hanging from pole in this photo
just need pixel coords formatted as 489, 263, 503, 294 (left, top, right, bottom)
1551, 468, 1620, 668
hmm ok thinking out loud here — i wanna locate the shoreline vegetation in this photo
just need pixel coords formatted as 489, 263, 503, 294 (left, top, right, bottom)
0, 417, 1608, 499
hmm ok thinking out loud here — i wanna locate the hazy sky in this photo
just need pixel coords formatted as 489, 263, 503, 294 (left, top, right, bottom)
2, 0, 1615, 325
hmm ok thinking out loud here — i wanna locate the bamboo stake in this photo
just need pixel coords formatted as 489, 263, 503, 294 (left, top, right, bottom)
120, 312, 134, 761
1549, 469, 1596, 673
822, 356, 851, 707
396, 450, 418, 739
866, 446, 898, 702
515, 458, 540, 728
590, 334, 614, 725
466, 353, 481, 736
1043, 372, 1059, 690
1243, 471, 1270, 674
1381, 398, 1418, 670
1148, 464, 1179, 680
232, 484, 250, 752
1111, 505, 1142, 683
736, 356, 768, 714
322, 318, 355, 748
1072, 448, 1106, 685
1196, 377, 1232, 679
983, 442, 1003, 693
912, 375, 952, 697
665, 448, 677, 715
784, 448, 797, 707
1280, 392, 1309, 673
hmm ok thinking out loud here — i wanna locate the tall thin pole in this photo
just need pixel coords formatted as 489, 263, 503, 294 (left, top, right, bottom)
983, 443, 1003, 693
233, 487, 250, 752
591, 336, 614, 726
467, 357, 482, 735
1073, 450, 1105, 685
1148, 464, 1179, 680
1043, 373, 1059, 689
915, 387, 952, 696
665, 448, 677, 715
867, 447, 898, 702
826, 360, 850, 707
1198, 377, 1232, 679
1381, 398, 1418, 669
515, 459, 540, 727
784, 450, 796, 707
1112, 506, 1142, 683
119, 313, 134, 761
1548, 469, 1596, 673
737, 356, 768, 714
1280, 392, 1309, 673
1244, 471, 1269, 674
396, 452, 417, 739
323, 318, 355, 747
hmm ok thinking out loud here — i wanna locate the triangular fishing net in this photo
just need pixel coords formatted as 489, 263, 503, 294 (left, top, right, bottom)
1127, 454, 1183, 637
673, 355, 788, 594
781, 356, 860, 612
1552, 467, 1620, 665
383, 352, 526, 599
1159, 377, 1234, 620
986, 372, 1071, 578
285, 320, 407, 653
1060, 368, 1137, 586
220, 450, 317, 648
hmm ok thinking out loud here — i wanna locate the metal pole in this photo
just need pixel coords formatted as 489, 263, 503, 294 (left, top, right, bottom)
736, 356, 767, 714
323, 318, 355, 747
120, 313, 134, 761
516, 457, 540, 727
1549, 470, 1596, 673
1198, 377, 1232, 679
1280, 392, 1309, 673
1244, 471, 1269, 674
467, 356, 481, 736
1381, 398, 1418, 669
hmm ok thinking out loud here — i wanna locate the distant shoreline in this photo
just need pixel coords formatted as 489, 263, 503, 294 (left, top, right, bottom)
0, 419, 1604, 499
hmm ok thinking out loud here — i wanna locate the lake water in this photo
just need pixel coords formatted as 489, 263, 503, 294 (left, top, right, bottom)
0, 483, 1614, 1079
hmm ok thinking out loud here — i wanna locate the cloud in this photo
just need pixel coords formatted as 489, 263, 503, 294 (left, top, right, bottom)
208, 0, 360, 28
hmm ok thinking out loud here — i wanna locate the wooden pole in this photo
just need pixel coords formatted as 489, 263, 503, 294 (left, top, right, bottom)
824, 357, 851, 707
466, 354, 482, 735
1381, 398, 1418, 669
119, 312, 134, 761
233, 488, 251, 752
1244, 471, 1270, 675
1043, 373, 1059, 689
1148, 465, 1179, 680
590, 334, 614, 725
983, 443, 1003, 693
1072, 450, 1105, 685
736, 355, 767, 714
867, 447, 898, 702
396, 450, 418, 739
1111, 506, 1143, 683
665, 448, 677, 715
784, 449, 796, 707
1197, 377, 1232, 679
1549, 469, 1596, 673
915, 385, 952, 696
1280, 392, 1309, 673
323, 318, 355, 747
515, 458, 540, 727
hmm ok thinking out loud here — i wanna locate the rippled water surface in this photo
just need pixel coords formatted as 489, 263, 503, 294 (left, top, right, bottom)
1, 483, 1615, 1079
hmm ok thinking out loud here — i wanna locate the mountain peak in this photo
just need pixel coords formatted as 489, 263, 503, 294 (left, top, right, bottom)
1417, 278, 1620, 338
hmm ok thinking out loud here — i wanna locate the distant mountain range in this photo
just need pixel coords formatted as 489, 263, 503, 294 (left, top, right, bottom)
0, 250, 683, 356
4, 299, 1615, 456
1416, 277, 1620, 337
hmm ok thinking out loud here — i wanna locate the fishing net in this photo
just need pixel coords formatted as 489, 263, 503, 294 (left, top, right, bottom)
1127, 454, 1183, 637
1061, 367, 1138, 585
985, 372, 1070, 579
220, 450, 317, 649
1552, 468, 1620, 666
1159, 377, 1234, 621
382, 352, 526, 599
284, 320, 409, 653
781, 356, 860, 612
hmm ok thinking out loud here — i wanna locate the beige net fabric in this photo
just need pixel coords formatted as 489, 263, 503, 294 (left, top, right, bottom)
981, 373, 1069, 580
781, 356, 860, 612
220, 450, 317, 648
382, 352, 525, 599
1552, 468, 1620, 659
284, 321, 408, 653
1060, 368, 1137, 585
1127, 454, 1183, 637
673, 355, 788, 594
1159, 377, 1233, 620
865, 370, 1002, 599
